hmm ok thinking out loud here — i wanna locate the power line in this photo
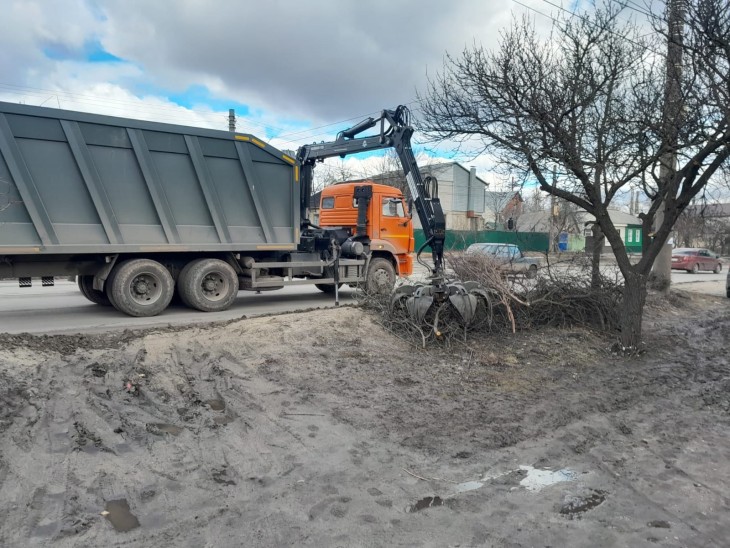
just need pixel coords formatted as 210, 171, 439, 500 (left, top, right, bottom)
539, 0, 664, 56
275, 99, 423, 146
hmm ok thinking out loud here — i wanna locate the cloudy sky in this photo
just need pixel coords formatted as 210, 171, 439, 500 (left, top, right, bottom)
0, 0, 616, 185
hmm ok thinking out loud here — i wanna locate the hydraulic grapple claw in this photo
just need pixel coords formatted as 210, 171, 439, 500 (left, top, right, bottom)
390, 279, 492, 335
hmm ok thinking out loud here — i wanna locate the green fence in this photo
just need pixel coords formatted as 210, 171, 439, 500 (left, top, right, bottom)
414, 229, 550, 252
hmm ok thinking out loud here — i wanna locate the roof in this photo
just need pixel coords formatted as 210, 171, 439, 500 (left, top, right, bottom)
484, 191, 522, 210
604, 209, 641, 226
685, 203, 730, 218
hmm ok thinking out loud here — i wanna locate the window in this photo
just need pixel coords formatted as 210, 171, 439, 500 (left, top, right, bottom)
627, 230, 633, 243
382, 198, 406, 217
321, 197, 335, 209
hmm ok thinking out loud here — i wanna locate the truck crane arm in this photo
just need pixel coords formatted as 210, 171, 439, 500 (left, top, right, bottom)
296, 105, 446, 277
297, 106, 488, 333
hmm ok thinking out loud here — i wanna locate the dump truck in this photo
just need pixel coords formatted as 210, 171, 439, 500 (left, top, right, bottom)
0, 101, 487, 324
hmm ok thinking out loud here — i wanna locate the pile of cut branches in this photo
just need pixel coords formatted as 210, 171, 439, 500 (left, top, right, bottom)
358, 253, 624, 347
447, 252, 623, 333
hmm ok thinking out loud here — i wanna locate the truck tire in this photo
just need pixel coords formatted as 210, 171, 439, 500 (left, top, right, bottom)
77, 275, 112, 306
106, 259, 174, 317
315, 283, 342, 294
177, 258, 239, 312
525, 264, 538, 279
365, 257, 396, 295
315, 266, 342, 294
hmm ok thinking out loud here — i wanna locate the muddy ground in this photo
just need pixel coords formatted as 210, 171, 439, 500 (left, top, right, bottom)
0, 290, 729, 547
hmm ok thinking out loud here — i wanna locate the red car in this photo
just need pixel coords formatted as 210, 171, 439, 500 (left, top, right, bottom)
671, 248, 723, 273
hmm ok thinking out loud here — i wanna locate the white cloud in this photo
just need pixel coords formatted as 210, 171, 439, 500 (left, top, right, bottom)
0, 0, 563, 186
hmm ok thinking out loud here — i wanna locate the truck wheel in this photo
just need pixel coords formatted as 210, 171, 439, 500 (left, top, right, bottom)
107, 259, 174, 317
177, 258, 239, 312
77, 275, 112, 306
315, 283, 342, 294
315, 266, 342, 294
366, 257, 396, 294
525, 264, 538, 279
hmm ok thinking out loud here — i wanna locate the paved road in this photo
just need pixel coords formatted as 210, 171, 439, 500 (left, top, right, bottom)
0, 265, 726, 335
0, 281, 359, 335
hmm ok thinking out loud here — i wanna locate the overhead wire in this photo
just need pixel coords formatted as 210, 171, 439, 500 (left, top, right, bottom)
532, 0, 665, 57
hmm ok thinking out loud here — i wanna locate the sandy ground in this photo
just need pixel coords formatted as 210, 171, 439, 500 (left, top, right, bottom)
0, 290, 729, 547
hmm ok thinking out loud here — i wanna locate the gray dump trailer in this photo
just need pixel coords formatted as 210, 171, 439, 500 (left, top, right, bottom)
0, 101, 383, 316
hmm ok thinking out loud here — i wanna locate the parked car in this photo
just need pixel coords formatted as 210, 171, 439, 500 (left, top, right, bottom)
465, 243, 541, 278
670, 248, 723, 274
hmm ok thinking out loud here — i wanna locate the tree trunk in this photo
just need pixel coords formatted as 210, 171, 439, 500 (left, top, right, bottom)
620, 270, 648, 349
591, 224, 604, 289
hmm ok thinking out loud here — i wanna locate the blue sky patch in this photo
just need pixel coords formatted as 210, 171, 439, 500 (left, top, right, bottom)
165, 84, 252, 117
42, 39, 125, 63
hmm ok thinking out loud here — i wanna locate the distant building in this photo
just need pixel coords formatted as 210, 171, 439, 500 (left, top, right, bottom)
685, 203, 730, 218
483, 191, 523, 230
518, 207, 642, 252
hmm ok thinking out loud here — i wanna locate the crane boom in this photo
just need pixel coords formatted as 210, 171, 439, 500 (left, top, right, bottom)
296, 106, 446, 275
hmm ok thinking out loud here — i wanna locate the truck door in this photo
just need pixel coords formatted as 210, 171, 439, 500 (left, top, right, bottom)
378, 195, 412, 255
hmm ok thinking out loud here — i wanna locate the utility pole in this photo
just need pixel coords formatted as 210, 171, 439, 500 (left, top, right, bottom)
228, 109, 236, 132
651, 0, 685, 287
548, 165, 557, 253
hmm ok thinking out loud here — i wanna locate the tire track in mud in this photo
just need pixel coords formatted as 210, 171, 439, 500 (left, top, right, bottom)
1, 355, 96, 543
1, 302, 729, 546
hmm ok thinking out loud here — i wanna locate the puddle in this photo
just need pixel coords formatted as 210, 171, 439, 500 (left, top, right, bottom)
519, 465, 576, 491
104, 499, 140, 532
560, 489, 606, 516
454, 480, 484, 493
147, 423, 183, 436
206, 399, 225, 411
408, 496, 446, 512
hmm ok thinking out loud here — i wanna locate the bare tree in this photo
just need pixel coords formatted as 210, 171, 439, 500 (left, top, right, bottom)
524, 187, 547, 214
418, 1, 730, 348
312, 159, 357, 193
483, 188, 517, 229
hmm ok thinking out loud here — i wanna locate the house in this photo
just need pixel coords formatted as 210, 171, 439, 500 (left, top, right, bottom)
518, 206, 642, 252
483, 191, 523, 229
594, 209, 643, 252
516, 209, 583, 251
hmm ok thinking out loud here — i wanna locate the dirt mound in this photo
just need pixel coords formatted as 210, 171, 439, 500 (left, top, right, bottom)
1, 299, 729, 546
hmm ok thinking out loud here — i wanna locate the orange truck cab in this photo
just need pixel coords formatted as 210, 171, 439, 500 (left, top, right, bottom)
318, 181, 414, 276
